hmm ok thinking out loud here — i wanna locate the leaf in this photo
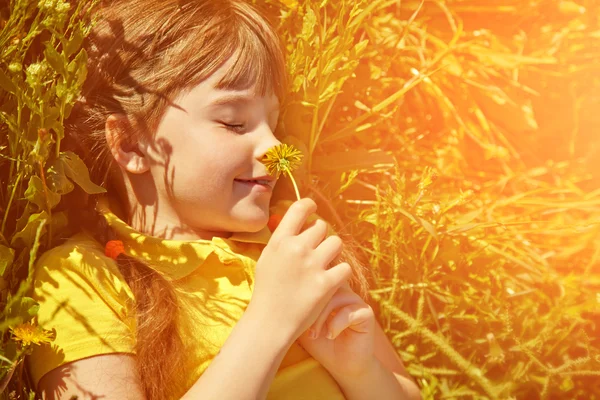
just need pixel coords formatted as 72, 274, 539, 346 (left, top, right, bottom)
280, 0, 298, 9
15, 203, 34, 234
417, 217, 439, 240
446, 222, 486, 234
312, 149, 394, 173
351, 39, 369, 58
28, 128, 55, 167
43, 106, 61, 131
10, 212, 49, 249
44, 43, 65, 76
24, 175, 61, 211
73, 49, 88, 87
300, 5, 317, 42
335, 169, 359, 197
393, 206, 439, 240
65, 28, 84, 58
47, 158, 74, 195
5, 296, 40, 320
354, 100, 370, 112
59, 151, 106, 194
321, 70, 429, 144
0, 245, 15, 276
470, 87, 538, 133
468, 45, 557, 69
0, 68, 16, 94
63, 49, 88, 104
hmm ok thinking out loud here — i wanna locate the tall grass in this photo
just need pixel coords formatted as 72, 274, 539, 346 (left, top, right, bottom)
1, 0, 598, 398
273, 1, 600, 398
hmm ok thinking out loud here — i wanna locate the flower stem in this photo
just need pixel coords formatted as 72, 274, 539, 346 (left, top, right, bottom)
284, 166, 301, 201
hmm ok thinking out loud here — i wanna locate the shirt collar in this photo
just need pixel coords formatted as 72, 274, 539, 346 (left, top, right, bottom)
96, 196, 271, 281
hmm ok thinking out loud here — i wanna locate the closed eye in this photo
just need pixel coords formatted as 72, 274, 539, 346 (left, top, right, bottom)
221, 122, 246, 133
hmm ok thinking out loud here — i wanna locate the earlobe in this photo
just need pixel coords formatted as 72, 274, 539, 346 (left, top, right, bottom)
105, 114, 150, 174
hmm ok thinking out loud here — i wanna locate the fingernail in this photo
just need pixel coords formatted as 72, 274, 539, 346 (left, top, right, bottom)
309, 329, 317, 339
326, 331, 334, 340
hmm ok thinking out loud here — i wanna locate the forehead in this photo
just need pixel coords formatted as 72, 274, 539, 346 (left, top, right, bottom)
207, 91, 280, 112
178, 56, 280, 111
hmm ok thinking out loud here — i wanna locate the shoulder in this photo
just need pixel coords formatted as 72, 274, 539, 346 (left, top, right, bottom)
36, 232, 112, 273
33, 232, 135, 313
36, 232, 127, 283
28, 234, 138, 392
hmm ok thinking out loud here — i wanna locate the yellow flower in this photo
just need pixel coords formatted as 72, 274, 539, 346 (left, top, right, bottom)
10, 322, 55, 347
261, 143, 304, 200
261, 143, 303, 179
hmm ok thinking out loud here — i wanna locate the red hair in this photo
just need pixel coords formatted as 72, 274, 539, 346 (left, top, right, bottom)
63, 1, 372, 398
67, 1, 287, 398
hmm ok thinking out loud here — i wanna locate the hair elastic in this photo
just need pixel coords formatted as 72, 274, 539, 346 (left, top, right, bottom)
105, 240, 125, 260
267, 214, 282, 232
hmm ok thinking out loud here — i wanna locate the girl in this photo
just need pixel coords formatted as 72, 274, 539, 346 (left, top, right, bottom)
26, 0, 421, 399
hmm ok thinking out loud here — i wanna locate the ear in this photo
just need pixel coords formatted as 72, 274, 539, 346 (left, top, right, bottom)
105, 114, 150, 174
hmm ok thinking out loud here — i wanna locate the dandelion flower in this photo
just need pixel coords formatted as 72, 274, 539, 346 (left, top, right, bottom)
10, 321, 55, 347
261, 143, 303, 200
261, 143, 303, 179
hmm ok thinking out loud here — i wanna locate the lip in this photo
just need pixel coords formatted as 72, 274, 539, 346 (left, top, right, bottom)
235, 175, 276, 186
235, 179, 274, 192
238, 175, 276, 182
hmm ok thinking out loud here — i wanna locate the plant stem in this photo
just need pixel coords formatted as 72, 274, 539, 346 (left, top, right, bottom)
284, 166, 301, 201
1, 172, 23, 236
370, 291, 501, 399
39, 162, 52, 247
306, 182, 344, 229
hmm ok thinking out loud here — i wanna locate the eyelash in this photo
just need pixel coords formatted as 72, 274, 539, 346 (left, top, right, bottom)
220, 120, 278, 134
222, 123, 246, 133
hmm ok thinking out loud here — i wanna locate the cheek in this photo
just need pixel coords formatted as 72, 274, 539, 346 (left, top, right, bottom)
169, 144, 239, 193
154, 124, 247, 193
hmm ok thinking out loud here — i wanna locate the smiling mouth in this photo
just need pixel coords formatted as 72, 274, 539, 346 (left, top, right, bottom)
238, 179, 271, 185
235, 179, 274, 189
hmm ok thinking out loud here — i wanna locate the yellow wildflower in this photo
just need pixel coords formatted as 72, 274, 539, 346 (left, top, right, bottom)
417, 166, 438, 192
261, 143, 304, 200
10, 322, 55, 347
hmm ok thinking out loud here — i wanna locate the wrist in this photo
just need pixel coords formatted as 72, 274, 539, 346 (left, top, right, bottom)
244, 301, 296, 348
328, 355, 381, 383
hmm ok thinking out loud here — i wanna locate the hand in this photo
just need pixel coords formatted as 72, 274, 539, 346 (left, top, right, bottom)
250, 198, 352, 342
297, 281, 376, 378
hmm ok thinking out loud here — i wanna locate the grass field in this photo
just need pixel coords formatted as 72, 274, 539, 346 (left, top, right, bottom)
1, 0, 599, 398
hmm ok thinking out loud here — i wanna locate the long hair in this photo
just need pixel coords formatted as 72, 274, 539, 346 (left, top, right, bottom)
63, 0, 371, 398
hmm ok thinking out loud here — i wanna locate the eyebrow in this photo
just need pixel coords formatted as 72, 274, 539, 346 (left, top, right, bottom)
209, 94, 279, 113
210, 94, 251, 107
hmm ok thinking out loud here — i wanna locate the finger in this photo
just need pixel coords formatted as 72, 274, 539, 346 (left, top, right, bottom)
270, 198, 317, 241
313, 235, 343, 268
323, 262, 352, 293
309, 291, 361, 339
296, 218, 328, 249
325, 303, 374, 340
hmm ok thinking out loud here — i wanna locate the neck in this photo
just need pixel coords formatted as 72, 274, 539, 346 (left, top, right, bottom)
127, 201, 233, 241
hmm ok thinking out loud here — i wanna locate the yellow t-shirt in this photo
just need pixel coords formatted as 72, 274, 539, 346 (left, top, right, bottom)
27, 198, 345, 399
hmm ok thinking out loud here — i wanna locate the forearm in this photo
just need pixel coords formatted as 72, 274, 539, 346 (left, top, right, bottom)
181, 305, 294, 400
330, 357, 422, 400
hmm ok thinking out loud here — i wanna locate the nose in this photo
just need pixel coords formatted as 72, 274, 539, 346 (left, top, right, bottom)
254, 121, 282, 162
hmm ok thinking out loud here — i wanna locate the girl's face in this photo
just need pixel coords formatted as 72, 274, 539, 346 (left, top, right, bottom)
139, 57, 282, 239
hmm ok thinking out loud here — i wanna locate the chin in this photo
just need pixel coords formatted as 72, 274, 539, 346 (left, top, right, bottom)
234, 206, 269, 232
243, 216, 269, 232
